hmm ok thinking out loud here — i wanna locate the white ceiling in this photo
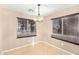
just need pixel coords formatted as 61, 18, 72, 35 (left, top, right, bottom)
0, 4, 76, 16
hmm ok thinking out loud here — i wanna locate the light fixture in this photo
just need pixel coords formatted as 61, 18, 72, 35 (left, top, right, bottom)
38, 4, 40, 17
34, 4, 43, 22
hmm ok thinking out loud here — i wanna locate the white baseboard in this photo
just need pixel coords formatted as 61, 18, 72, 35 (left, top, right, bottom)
1, 41, 42, 55
41, 41, 75, 55
1, 41, 74, 55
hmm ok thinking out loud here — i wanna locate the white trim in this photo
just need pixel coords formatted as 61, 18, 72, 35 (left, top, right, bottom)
41, 41, 75, 55
1, 41, 42, 55
1, 41, 75, 55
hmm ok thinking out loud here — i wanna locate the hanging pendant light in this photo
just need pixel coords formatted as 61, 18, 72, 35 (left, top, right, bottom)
38, 4, 40, 17
34, 4, 43, 22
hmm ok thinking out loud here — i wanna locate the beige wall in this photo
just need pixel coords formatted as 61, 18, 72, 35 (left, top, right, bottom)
1, 5, 79, 54
41, 5, 79, 54
0, 13, 2, 54
0, 7, 40, 51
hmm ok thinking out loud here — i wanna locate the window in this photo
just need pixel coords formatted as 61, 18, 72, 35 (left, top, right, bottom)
53, 18, 62, 34
51, 13, 79, 45
17, 17, 36, 38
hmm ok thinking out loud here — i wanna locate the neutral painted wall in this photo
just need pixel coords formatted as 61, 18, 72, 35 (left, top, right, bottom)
0, 13, 2, 54
1, 5, 79, 54
0, 6, 40, 51
42, 5, 79, 54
